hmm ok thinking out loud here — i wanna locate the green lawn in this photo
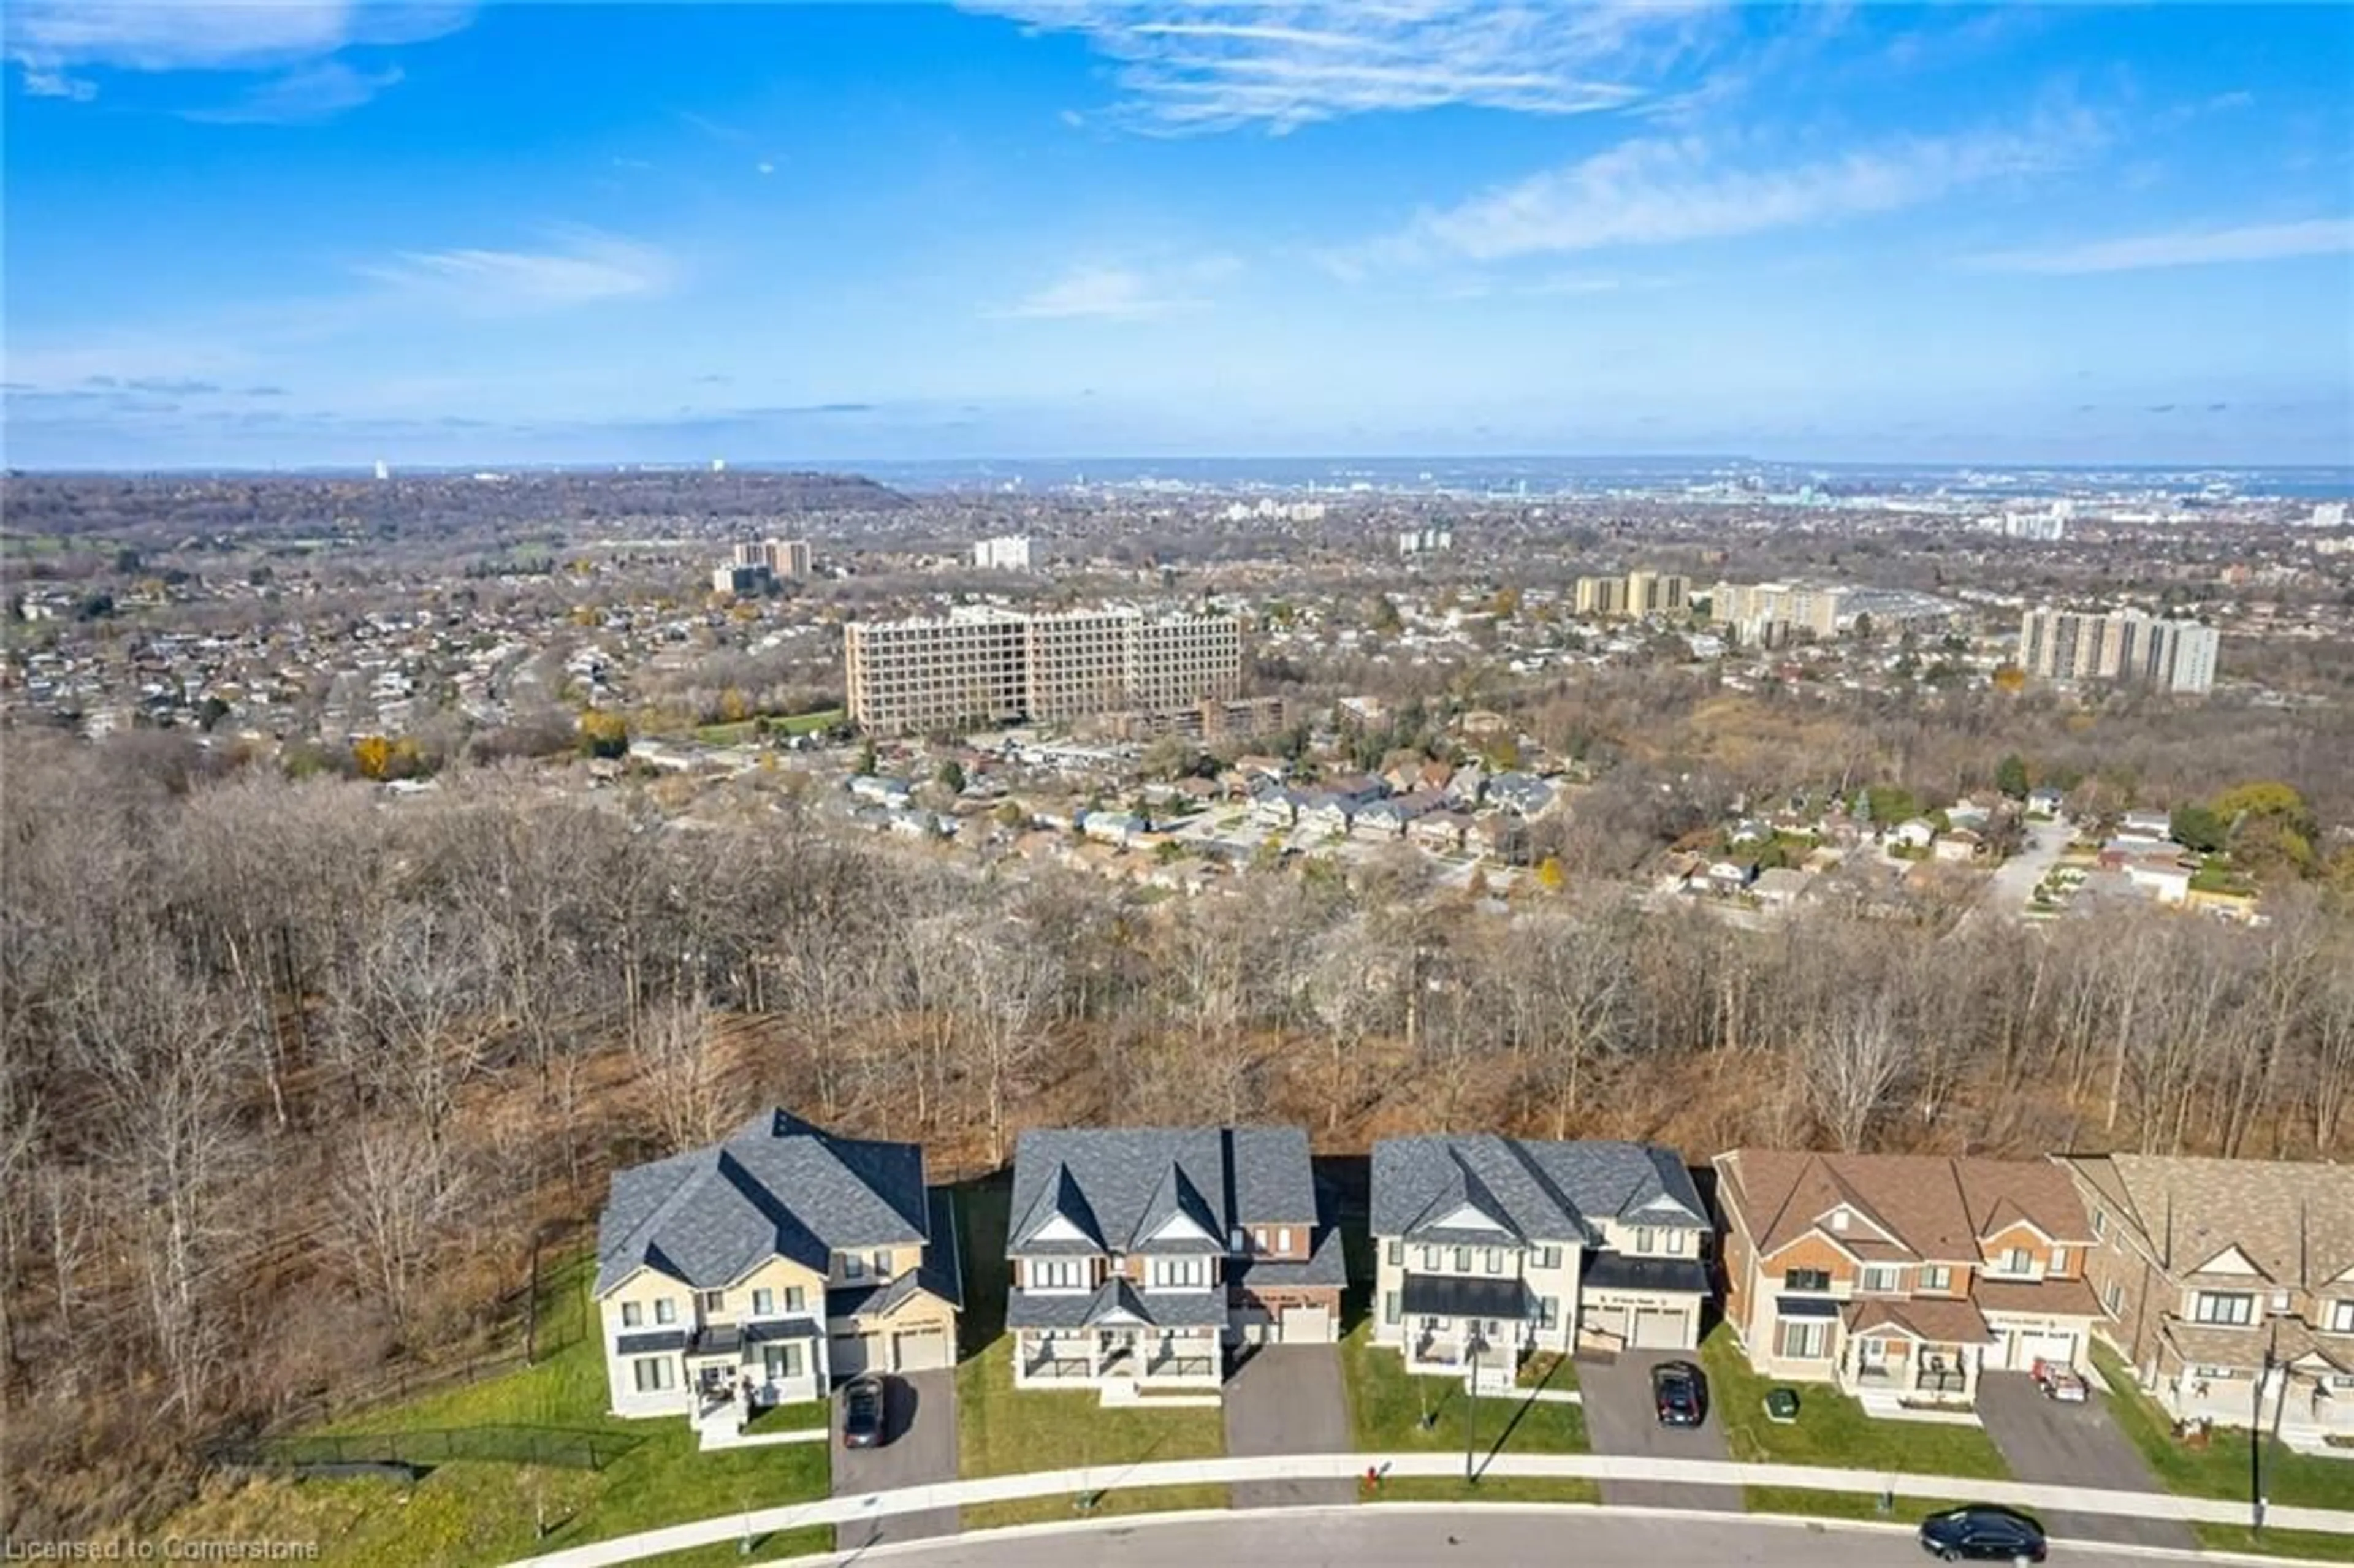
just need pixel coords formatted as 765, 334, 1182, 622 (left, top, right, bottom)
742, 1399, 829, 1435
953, 1179, 1225, 1518
1699, 1328, 2009, 1479
692, 709, 845, 745
1745, 1486, 1972, 1524
1372, 1475, 1602, 1505
1339, 1321, 1588, 1458
2091, 1344, 2354, 1510
161, 1256, 832, 1567
2196, 1524, 2354, 1561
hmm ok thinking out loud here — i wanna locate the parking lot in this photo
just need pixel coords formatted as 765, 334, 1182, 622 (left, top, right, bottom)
1577, 1349, 1742, 1511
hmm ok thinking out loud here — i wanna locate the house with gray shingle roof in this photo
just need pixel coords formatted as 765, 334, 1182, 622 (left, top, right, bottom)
1371, 1135, 1708, 1379
1005, 1125, 1341, 1400
595, 1109, 961, 1436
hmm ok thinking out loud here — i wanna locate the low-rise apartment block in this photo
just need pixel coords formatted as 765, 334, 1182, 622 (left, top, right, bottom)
594, 1110, 961, 1437
1371, 1136, 1710, 1382
2063, 1153, 2354, 1442
1715, 1150, 2100, 1408
1004, 1125, 1342, 1401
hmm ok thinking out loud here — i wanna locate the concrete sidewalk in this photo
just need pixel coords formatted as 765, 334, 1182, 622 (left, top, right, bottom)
503, 1450, 2353, 1568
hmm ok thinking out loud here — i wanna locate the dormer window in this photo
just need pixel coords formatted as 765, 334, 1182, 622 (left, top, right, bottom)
1148, 1257, 1207, 1291
1636, 1227, 1656, 1254
1029, 1258, 1086, 1292
1666, 1230, 1688, 1256
2329, 1301, 2354, 1334
1989, 1247, 2034, 1277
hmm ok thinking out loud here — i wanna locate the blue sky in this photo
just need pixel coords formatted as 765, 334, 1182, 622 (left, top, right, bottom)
6, 1, 2351, 468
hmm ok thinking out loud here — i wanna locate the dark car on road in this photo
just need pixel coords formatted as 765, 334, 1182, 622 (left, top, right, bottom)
1650, 1359, 1707, 1428
840, 1373, 887, 1449
1918, 1505, 2047, 1563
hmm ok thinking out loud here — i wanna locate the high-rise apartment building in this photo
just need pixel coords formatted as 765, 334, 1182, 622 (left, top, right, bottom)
716, 539, 812, 592
2016, 608, 2218, 695
844, 607, 1243, 733
1575, 570, 1690, 618
973, 536, 1035, 571
1710, 580, 1844, 641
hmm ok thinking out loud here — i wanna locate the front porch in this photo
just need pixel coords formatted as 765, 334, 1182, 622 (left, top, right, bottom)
1015, 1326, 1224, 1391
1398, 1273, 1536, 1380
1838, 1333, 1979, 1404
681, 1319, 828, 1441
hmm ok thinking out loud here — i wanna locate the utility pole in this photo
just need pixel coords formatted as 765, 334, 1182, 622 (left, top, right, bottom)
1465, 1336, 1480, 1485
2253, 1330, 2274, 1535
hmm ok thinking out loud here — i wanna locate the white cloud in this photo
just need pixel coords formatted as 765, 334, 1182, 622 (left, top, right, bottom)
7, 1, 468, 102
993, 257, 1238, 319
1369, 115, 2096, 265
964, 2, 1717, 132
359, 232, 678, 314
180, 61, 403, 124
1967, 218, 2354, 275
756, 160, 777, 176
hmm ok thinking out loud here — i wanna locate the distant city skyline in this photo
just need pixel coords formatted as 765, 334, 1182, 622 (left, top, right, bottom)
6, 2, 2351, 469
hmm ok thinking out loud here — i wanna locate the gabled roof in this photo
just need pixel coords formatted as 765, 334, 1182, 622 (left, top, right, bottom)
1372, 1136, 1705, 1246
2061, 1154, 2354, 1287
1718, 1149, 2095, 1264
595, 1109, 932, 1296
1005, 1125, 1316, 1258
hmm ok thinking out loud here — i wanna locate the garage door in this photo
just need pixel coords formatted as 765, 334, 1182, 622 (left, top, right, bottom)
1279, 1305, 1331, 1344
892, 1326, 950, 1372
1631, 1308, 1688, 1350
829, 1332, 872, 1378
1583, 1306, 1627, 1343
2008, 1330, 2076, 1371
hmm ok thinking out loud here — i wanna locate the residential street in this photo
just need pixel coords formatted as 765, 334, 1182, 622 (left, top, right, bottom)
1224, 1345, 1356, 1507
833, 1370, 961, 1551
841, 1509, 2185, 1568
1967, 815, 2074, 928
1975, 1371, 2196, 1551
1576, 1350, 1743, 1512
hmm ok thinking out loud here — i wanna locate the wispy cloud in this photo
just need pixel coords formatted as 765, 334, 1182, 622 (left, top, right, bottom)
1967, 217, 2354, 275
7, 1, 468, 104
181, 61, 404, 124
992, 256, 1238, 319
1362, 113, 2098, 266
358, 231, 679, 314
964, 2, 1718, 133
679, 109, 749, 142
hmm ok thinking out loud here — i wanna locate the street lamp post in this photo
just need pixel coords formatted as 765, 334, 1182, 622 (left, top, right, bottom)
2254, 1334, 2276, 1535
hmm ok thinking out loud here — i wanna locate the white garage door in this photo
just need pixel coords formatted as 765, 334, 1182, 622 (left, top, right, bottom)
1279, 1305, 1332, 1344
1631, 1308, 1688, 1350
2008, 1330, 2076, 1371
893, 1326, 950, 1372
1583, 1306, 1627, 1343
829, 1332, 872, 1378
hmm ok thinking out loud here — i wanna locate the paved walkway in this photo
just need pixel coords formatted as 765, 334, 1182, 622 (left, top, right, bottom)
503, 1450, 2354, 1567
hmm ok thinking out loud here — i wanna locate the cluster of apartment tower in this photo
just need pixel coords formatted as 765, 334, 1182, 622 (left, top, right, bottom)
2017, 607, 2219, 695
596, 1111, 2354, 1456
711, 538, 813, 595
843, 606, 1244, 733
1574, 570, 1691, 618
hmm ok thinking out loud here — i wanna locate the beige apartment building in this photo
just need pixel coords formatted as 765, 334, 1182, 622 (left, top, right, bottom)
1574, 571, 1689, 620
734, 538, 812, 579
1712, 580, 1846, 641
845, 606, 1243, 733
2017, 608, 2217, 695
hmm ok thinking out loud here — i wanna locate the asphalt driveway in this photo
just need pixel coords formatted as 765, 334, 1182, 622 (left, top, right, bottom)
1577, 1349, 1742, 1511
1225, 1344, 1355, 1507
833, 1369, 959, 1550
1975, 1371, 2195, 1551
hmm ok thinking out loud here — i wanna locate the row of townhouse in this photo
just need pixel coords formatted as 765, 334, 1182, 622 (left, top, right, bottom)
590, 1110, 2354, 1448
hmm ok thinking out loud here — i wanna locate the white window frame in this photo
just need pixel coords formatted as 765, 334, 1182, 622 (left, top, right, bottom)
1029, 1257, 1087, 1293
752, 1288, 774, 1317
1148, 1256, 1208, 1291
696, 1288, 725, 1317
1860, 1264, 1902, 1295
1922, 1265, 1952, 1292
1666, 1229, 1688, 1256
633, 1356, 676, 1393
2193, 1291, 2256, 1326
1483, 1247, 1504, 1274
1636, 1227, 1655, 1254
785, 1286, 806, 1314
842, 1254, 865, 1281
1276, 1227, 1293, 1254
1778, 1320, 1830, 1359
653, 1297, 677, 1325
2331, 1300, 2354, 1335
872, 1249, 894, 1279
621, 1301, 643, 1329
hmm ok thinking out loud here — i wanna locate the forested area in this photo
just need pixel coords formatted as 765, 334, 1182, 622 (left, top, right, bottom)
6, 731, 2354, 1535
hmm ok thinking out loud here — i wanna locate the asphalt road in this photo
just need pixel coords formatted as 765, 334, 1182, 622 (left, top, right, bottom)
1970, 816, 2074, 927
1577, 1350, 1743, 1512
828, 1508, 2185, 1567
833, 1369, 959, 1551
1975, 1371, 2195, 1552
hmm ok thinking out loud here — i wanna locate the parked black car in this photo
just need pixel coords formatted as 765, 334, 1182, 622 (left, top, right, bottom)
840, 1374, 887, 1449
1917, 1505, 2047, 1563
1650, 1359, 1707, 1427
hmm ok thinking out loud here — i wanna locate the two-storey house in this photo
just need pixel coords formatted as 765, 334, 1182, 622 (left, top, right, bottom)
593, 1109, 962, 1437
1371, 1136, 1710, 1382
1004, 1125, 1341, 1400
2062, 1154, 2354, 1443
1715, 1149, 2100, 1409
